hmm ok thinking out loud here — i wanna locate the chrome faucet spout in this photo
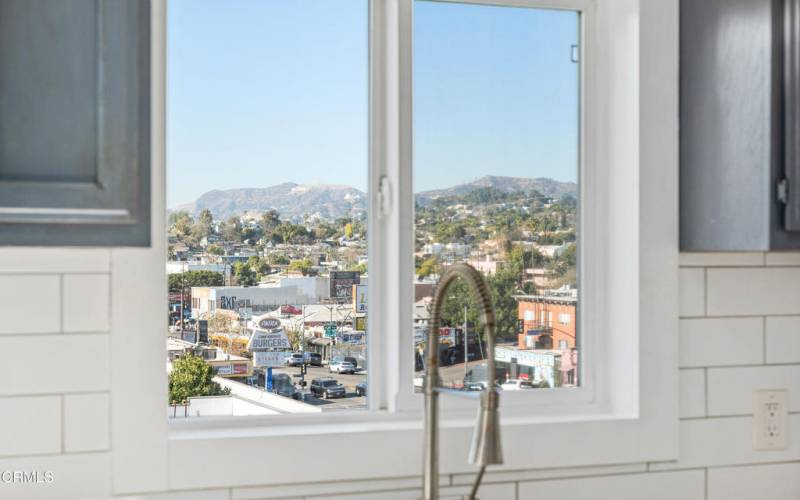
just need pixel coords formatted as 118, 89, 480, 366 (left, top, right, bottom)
423, 263, 503, 500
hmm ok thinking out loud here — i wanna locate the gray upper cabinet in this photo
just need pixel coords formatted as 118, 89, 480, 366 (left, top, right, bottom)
681, 0, 800, 251
0, 0, 150, 246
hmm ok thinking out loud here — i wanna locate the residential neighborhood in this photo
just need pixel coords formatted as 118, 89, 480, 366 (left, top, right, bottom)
166, 176, 579, 416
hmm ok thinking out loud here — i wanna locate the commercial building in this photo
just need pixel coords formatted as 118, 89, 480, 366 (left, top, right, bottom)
515, 294, 577, 351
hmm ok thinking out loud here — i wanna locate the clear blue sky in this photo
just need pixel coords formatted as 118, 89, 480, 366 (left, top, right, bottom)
167, 0, 579, 208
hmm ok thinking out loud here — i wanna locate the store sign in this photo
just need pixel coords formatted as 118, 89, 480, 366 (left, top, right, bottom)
354, 316, 366, 331
258, 318, 281, 330
248, 329, 290, 351
254, 351, 286, 368
219, 296, 252, 311
216, 364, 233, 375
353, 284, 367, 313
341, 332, 365, 344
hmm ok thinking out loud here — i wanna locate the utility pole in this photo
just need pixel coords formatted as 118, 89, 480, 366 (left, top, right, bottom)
463, 303, 468, 379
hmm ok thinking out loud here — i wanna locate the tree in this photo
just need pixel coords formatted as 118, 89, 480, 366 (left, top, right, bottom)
287, 258, 313, 276
349, 261, 367, 274
169, 211, 194, 237
221, 216, 242, 242
261, 209, 281, 233
233, 261, 258, 286
416, 256, 440, 279
168, 354, 230, 403
206, 244, 224, 256
168, 270, 224, 292
198, 209, 214, 225
269, 254, 290, 265
285, 328, 303, 351
488, 267, 521, 341
247, 256, 271, 278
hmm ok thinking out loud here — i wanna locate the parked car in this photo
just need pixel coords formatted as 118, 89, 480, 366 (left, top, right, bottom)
271, 373, 300, 399
500, 379, 534, 391
310, 378, 346, 399
285, 352, 304, 367
304, 352, 323, 366
355, 381, 367, 397
329, 360, 356, 374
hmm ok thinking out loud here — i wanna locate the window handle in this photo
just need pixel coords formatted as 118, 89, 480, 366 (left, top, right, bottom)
378, 175, 393, 219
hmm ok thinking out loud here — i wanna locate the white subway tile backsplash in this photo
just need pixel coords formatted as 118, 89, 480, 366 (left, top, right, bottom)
0, 248, 110, 274
707, 365, 800, 416
518, 470, 704, 500
766, 316, 800, 364
0, 334, 109, 395
680, 317, 763, 367
117, 490, 231, 500
440, 483, 515, 500
0, 396, 60, 456
765, 252, 800, 266
679, 268, 705, 317
309, 483, 514, 500
63, 274, 110, 332
680, 252, 764, 267
649, 415, 800, 470
0, 452, 110, 498
706, 267, 800, 316
64, 393, 109, 452
708, 462, 800, 500
0, 274, 60, 334
680, 369, 706, 419
450, 464, 647, 486
233, 477, 430, 499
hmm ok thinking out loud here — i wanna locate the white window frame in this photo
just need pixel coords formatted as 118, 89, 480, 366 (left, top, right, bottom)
111, 0, 678, 494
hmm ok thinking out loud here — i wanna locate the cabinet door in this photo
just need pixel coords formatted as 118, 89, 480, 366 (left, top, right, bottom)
0, 0, 150, 246
786, 0, 800, 232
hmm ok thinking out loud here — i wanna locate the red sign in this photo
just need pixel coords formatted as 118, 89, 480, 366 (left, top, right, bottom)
233, 363, 247, 375
281, 305, 302, 315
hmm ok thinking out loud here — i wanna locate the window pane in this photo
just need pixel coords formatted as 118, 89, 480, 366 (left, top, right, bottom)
166, 0, 368, 418
413, 1, 580, 391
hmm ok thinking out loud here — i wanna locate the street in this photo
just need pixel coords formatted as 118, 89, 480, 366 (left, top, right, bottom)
270, 364, 368, 411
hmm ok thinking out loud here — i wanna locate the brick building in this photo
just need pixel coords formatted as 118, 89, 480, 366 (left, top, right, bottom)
515, 294, 577, 351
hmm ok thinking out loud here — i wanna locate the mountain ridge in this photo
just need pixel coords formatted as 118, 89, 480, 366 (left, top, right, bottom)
172, 176, 577, 220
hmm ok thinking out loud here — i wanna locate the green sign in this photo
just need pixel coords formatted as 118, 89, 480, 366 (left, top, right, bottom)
324, 323, 337, 338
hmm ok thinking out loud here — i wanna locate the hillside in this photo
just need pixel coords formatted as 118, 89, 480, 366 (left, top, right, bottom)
171, 176, 577, 220
173, 183, 366, 221
415, 175, 577, 205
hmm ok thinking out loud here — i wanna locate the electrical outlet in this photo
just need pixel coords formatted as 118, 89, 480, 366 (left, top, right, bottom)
753, 390, 789, 450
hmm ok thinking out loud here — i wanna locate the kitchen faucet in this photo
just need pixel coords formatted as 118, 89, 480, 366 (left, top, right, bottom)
424, 263, 503, 500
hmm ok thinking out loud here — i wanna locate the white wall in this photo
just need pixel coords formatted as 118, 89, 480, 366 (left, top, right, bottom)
1, 249, 800, 499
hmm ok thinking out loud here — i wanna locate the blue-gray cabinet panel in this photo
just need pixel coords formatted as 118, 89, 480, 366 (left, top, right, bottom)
680, 0, 800, 250
0, 0, 150, 246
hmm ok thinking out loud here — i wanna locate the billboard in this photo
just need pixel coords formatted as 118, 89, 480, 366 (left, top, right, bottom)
353, 284, 367, 313
254, 351, 286, 368
248, 329, 291, 351
330, 271, 360, 301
